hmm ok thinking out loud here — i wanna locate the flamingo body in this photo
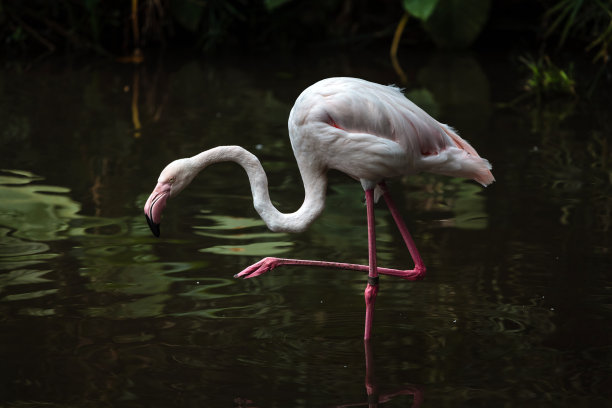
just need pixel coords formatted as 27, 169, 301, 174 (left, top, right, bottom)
288, 78, 493, 192
144, 77, 494, 340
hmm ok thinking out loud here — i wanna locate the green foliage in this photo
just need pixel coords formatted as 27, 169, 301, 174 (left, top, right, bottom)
401, 0, 491, 48
0, 0, 118, 55
402, 0, 440, 21
169, 0, 251, 51
423, 0, 491, 48
169, 0, 206, 32
545, 0, 585, 46
520, 55, 576, 99
3, 0, 610, 56
2, 0, 392, 55
545, 0, 612, 63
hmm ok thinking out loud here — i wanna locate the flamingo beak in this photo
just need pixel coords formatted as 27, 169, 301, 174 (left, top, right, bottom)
143, 182, 171, 237
145, 212, 160, 237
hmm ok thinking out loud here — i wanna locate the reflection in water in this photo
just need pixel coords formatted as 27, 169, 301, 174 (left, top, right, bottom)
0, 169, 131, 242
194, 212, 293, 256
333, 341, 424, 408
234, 340, 425, 408
0, 169, 180, 319
0, 171, 82, 314
0, 169, 78, 241
400, 174, 490, 230
0, 53, 609, 406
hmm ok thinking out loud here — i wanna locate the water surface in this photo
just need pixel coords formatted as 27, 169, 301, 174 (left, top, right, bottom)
0, 50, 610, 407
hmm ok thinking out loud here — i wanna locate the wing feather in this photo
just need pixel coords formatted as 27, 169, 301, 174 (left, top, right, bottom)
290, 77, 494, 186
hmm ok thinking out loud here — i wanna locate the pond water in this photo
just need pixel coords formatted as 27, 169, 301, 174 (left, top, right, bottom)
0, 49, 610, 407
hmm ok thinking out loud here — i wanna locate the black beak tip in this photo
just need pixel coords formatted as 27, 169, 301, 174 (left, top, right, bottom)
145, 214, 161, 237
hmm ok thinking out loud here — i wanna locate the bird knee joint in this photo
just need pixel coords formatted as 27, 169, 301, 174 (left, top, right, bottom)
415, 265, 426, 280
364, 283, 379, 303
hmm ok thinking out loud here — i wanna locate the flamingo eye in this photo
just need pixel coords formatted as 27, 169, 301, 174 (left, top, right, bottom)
169, 176, 176, 184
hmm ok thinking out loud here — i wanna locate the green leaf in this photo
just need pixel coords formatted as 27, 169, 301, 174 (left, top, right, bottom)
402, 0, 440, 21
423, 0, 491, 48
405, 88, 440, 117
169, 0, 205, 32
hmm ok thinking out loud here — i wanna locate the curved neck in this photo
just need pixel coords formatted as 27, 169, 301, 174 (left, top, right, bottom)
190, 146, 327, 233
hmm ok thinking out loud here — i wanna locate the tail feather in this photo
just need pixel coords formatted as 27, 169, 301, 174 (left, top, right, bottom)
441, 125, 495, 186
441, 125, 480, 157
418, 125, 495, 186
470, 156, 495, 186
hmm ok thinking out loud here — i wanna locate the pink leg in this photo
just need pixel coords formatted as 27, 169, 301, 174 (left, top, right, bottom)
379, 181, 426, 275
362, 340, 424, 408
363, 188, 379, 341
235, 183, 425, 280
364, 339, 379, 403
234, 183, 426, 339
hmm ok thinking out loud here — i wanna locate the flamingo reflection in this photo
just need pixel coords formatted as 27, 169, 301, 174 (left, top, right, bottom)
332, 340, 423, 408
233, 340, 423, 407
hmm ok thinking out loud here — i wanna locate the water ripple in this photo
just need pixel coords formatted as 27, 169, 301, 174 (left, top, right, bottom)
194, 213, 293, 256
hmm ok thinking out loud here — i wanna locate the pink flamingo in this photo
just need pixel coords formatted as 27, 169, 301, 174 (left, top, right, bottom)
144, 77, 494, 340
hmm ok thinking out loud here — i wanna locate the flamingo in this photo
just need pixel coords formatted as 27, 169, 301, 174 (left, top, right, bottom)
144, 77, 494, 340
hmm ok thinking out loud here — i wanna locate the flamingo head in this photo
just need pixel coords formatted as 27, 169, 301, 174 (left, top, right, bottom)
143, 158, 195, 237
